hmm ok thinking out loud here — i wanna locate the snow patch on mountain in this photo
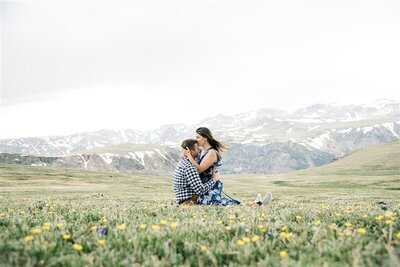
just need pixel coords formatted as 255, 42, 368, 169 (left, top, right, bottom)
100, 153, 114, 164
154, 148, 168, 161
362, 126, 373, 134
128, 151, 155, 166
303, 132, 332, 150
338, 128, 352, 135
382, 122, 399, 138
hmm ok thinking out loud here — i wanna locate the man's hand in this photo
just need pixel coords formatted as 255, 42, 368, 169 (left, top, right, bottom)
212, 170, 220, 182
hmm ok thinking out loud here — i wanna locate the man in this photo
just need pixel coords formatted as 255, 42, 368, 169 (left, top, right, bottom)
172, 139, 219, 205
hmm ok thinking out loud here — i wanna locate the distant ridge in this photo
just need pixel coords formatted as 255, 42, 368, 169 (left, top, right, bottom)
0, 100, 398, 174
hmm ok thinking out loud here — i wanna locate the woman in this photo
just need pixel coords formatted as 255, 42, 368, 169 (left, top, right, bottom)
183, 127, 240, 206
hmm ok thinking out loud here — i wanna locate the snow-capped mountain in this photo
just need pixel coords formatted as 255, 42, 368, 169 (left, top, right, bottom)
299, 122, 400, 155
0, 99, 399, 174
290, 99, 399, 122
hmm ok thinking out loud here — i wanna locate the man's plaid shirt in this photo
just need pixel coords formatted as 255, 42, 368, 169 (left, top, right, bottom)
173, 157, 215, 204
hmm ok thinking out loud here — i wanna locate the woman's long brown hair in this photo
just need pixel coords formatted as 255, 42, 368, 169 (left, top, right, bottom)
196, 127, 227, 153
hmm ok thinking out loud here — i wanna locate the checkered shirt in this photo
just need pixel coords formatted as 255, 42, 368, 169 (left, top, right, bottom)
172, 157, 215, 204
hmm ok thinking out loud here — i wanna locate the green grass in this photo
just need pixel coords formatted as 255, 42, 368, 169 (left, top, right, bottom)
0, 141, 399, 266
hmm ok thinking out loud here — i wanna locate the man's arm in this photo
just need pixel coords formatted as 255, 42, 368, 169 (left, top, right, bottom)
185, 165, 216, 195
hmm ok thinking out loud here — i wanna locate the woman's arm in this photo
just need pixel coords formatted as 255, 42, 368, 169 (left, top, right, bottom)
183, 148, 217, 173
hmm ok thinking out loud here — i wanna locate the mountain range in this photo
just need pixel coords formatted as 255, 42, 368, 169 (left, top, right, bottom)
0, 99, 398, 174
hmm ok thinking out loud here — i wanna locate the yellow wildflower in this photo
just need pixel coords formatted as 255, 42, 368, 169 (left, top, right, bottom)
337, 232, 343, 237
225, 226, 232, 231
201, 245, 207, 251
334, 212, 340, 217
56, 223, 64, 229
281, 226, 287, 231
384, 211, 393, 218
228, 214, 236, 220
345, 222, 352, 228
62, 234, 71, 240
357, 228, 366, 235
396, 232, 400, 239
314, 220, 321, 226
257, 224, 264, 229
152, 225, 160, 231
362, 214, 368, 219
251, 235, 260, 242
345, 231, 352, 237
245, 229, 250, 233
160, 220, 168, 225
139, 224, 147, 229
242, 237, 250, 243
216, 220, 223, 225
73, 243, 83, 251
170, 223, 178, 229
42, 225, 50, 231
31, 228, 41, 235
97, 239, 106, 245
375, 215, 384, 221
296, 215, 302, 221
281, 232, 293, 239
280, 250, 288, 258
90, 225, 97, 231
236, 240, 245, 246
117, 224, 126, 230
24, 235, 34, 241
385, 220, 393, 225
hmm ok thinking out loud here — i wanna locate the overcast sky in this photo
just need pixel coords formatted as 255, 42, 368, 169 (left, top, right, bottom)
1, 0, 399, 139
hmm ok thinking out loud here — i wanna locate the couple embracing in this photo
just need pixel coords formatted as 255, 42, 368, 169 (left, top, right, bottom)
172, 127, 272, 206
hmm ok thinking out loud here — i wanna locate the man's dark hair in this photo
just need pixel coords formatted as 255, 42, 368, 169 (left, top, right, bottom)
181, 139, 198, 151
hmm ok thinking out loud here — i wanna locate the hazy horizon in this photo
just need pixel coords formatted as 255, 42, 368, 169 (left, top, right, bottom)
1, 0, 399, 139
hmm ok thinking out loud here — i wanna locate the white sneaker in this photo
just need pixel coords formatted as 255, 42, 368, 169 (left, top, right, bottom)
261, 192, 272, 205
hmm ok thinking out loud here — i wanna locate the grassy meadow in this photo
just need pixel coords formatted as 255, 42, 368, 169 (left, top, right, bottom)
0, 141, 399, 266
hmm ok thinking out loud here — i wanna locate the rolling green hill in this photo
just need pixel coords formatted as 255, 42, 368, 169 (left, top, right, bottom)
299, 139, 400, 176
254, 140, 400, 198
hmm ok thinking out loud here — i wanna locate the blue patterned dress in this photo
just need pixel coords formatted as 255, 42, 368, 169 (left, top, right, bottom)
196, 148, 240, 206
